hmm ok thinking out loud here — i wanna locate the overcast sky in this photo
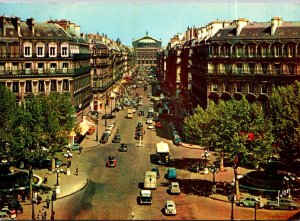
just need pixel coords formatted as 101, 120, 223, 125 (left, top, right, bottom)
0, 1, 299, 47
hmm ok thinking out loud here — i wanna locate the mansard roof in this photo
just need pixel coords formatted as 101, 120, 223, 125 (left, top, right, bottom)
132, 33, 162, 48
209, 21, 300, 42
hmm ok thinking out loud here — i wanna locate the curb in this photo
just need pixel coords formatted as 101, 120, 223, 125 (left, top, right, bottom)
181, 143, 204, 150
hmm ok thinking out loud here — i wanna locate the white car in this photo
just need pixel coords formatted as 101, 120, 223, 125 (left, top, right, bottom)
146, 118, 153, 124
132, 108, 137, 113
149, 108, 154, 113
164, 200, 176, 215
169, 182, 180, 194
148, 124, 155, 129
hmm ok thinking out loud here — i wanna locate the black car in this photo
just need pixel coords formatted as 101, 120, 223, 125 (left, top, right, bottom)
112, 134, 121, 143
102, 114, 116, 119
100, 133, 109, 143
119, 143, 128, 152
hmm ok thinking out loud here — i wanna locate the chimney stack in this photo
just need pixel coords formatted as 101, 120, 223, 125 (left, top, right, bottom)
271, 16, 283, 35
11, 16, 21, 36
0, 16, 7, 36
26, 17, 35, 36
235, 18, 249, 36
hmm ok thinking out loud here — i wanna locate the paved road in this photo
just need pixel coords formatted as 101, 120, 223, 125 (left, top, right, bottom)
47, 85, 298, 220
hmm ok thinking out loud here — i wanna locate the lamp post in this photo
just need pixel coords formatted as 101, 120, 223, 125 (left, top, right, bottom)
201, 150, 211, 169
29, 167, 35, 220
95, 112, 99, 142
230, 193, 235, 220
50, 190, 56, 220
55, 166, 60, 186
211, 164, 217, 184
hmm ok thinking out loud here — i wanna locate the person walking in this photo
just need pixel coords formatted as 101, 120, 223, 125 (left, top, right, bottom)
75, 165, 79, 176
36, 210, 42, 220
131, 212, 135, 220
43, 174, 48, 184
46, 195, 50, 209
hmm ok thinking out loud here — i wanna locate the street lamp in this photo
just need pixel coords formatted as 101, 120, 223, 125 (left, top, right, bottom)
51, 190, 56, 220
29, 167, 35, 220
210, 164, 218, 184
55, 165, 60, 187
95, 112, 99, 142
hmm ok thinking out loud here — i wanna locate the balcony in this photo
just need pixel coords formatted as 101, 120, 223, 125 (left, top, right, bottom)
206, 68, 300, 76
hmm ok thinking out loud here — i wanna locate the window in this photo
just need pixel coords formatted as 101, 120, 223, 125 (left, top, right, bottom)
236, 82, 242, 93
224, 64, 231, 74
212, 83, 218, 92
248, 45, 254, 57
261, 82, 267, 94
37, 47, 44, 57
261, 63, 268, 74
50, 47, 55, 56
38, 81, 45, 92
261, 46, 268, 57
224, 82, 230, 92
274, 45, 281, 57
63, 80, 69, 91
287, 45, 295, 57
248, 82, 255, 93
10, 45, 19, 58
249, 63, 255, 74
38, 63, 44, 74
236, 45, 243, 57
274, 64, 281, 75
236, 63, 243, 74
62, 46, 68, 57
25, 81, 32, 93
13, 82, 19, 93
0, 44, 6, 57
50, 80, 57, 91
24, 46, 31, 57
25, 63, 31, 74
288, 63, 295, 75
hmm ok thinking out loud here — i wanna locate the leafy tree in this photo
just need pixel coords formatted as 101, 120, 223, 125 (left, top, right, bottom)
184, 98, 274, 199
116, 37, 121, 45
269, 81, 300, 166
0, 84, 17, 155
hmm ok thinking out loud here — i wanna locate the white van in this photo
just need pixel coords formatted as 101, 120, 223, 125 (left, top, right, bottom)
144, 171, 157, 189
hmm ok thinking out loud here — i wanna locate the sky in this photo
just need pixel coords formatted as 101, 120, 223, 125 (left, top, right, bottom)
0, 0, 300, 47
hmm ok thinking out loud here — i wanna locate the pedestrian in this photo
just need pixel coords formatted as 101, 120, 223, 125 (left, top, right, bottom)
223, 181, 227, 194
79, 146, 82, 154
37, 193, 42, 205
131, 212, 135, 220
37, 210, 42, 220
46, 195, 50, 209
212, 184, 217, 194
42, 208, 47, 220
75, 165, 79, 176
43, 173, 48, 184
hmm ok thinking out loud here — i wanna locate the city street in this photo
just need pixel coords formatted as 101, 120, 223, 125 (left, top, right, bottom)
43, 85, 297, 220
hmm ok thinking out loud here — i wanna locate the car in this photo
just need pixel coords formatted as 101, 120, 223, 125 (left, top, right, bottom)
155, 122, 163, 128
146, 118, 153, 124
100, 133, 109, 143
104, 129, 112, 136
147, 93, 152, 98
63, 150, 73, 158
106, 156, 117, 167
266, 197, 300, 210
68, 143, 81, 151
164, 200, 176, 215
106, 125, 114, 131
236, 196, 263, 208
173, 135, 182, 145
169, 182, 181, 194
151, 167, 160, 178
1, 206, 17, 220
166, 167, 177, 179
132, 108, 137, 113
138, 101, 143, 106
112, 134, 121, 143
149, 108, 154, 113
154, 116, 160, 122
102, 114, 116, 119
87, 127, 95, 135
119, 143, 128, 152
148, 124, 155, 129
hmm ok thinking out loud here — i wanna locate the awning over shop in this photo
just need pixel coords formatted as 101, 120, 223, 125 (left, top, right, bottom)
79, 119, 95, 136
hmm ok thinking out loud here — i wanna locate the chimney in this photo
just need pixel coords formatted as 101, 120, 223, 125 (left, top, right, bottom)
0, 16, 6, 36
26, 17, 35, 36
271, 16, 283, 35
235, 18, 249, 36
210, 20, 225, 37
11, 16, 21, 36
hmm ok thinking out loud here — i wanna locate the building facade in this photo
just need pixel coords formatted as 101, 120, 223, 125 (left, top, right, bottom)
132, 32, 162, 69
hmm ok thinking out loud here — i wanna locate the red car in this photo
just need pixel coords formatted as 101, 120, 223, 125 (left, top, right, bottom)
106, 156, 117, 167
155, 122, 163, 128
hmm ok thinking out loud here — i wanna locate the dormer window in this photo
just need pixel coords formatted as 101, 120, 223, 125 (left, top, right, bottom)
236, 45, 243, 57
274, 45, 281, 57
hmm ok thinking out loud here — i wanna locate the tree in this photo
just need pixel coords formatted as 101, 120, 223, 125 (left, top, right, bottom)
269, 81, 300, 166
0, 84, 17, 155
184, 98, 274, 199
116, 37, 121, 45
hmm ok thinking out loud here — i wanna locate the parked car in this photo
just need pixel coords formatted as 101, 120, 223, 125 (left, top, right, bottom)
87, 127, 95, 135
102, 114, 116, 119
169, 182, 181, 194
151, 167, 160, 178
68, 143, 81, 151
106, 156, 117, 167
164, 200, 176, 215
148, 124, 155, 129
236, 196, 264, 208
100, 133, 109, 143
266, 197, 300, 210
166, 167, 177, 179
173, 135, 182, 145
112, 134, 121, 143
119, 143, 128, 152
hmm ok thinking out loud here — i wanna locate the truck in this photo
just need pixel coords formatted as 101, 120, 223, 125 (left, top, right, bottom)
139, 190, 152, 204
144, 171, 157, 189
156, 141, 170, 164
127, 109, 134, 119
